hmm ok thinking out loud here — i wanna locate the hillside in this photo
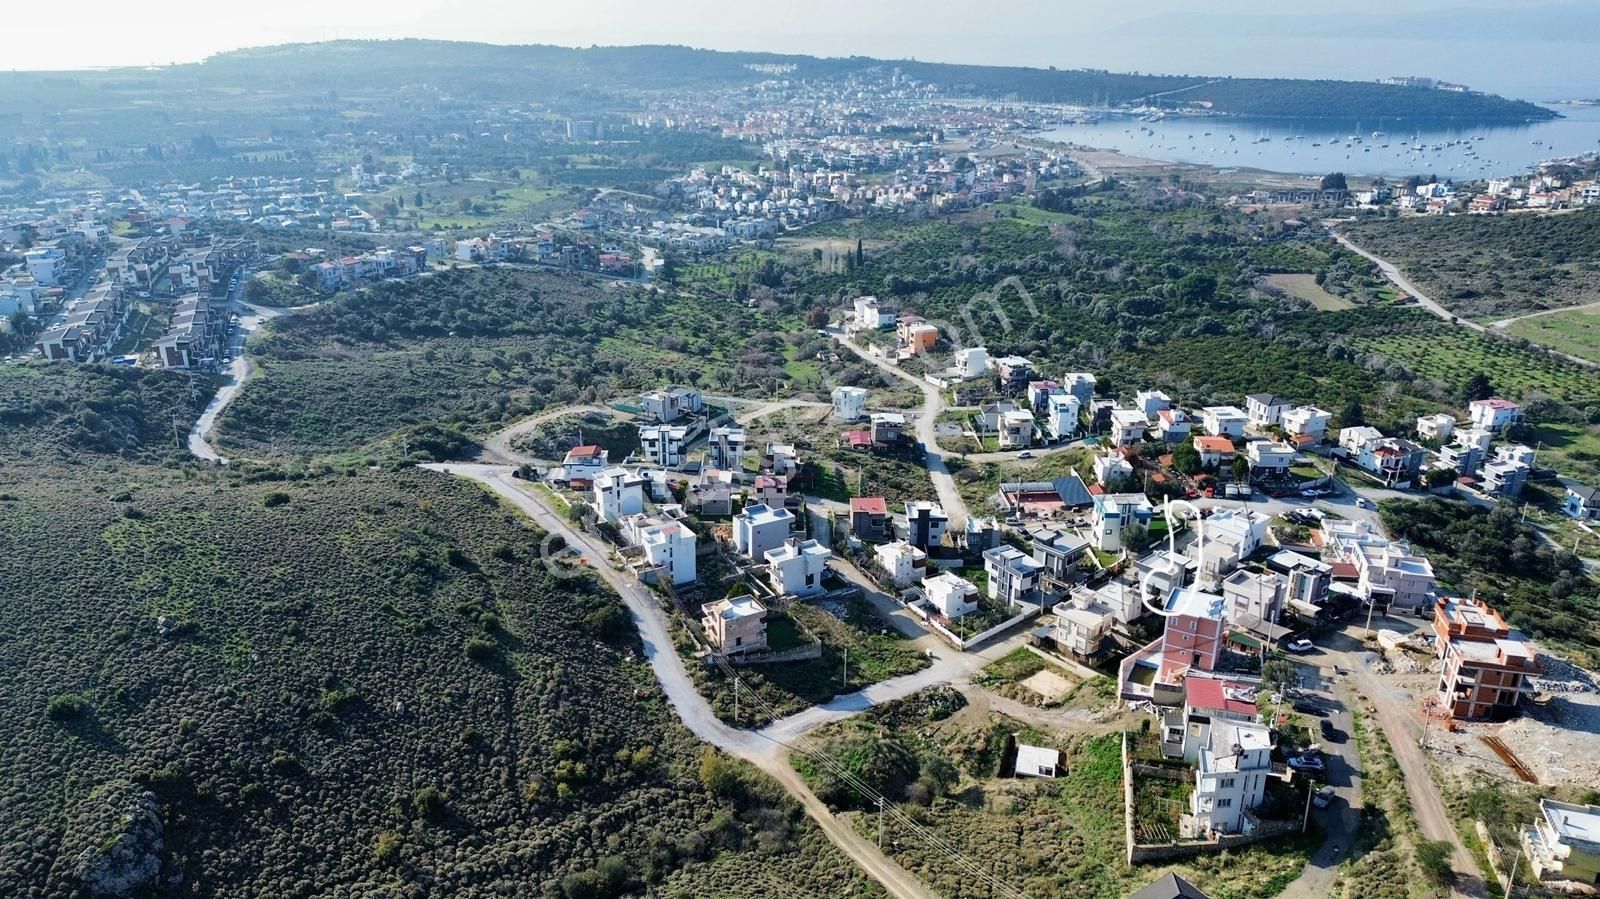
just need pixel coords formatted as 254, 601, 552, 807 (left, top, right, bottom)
0, 365, 220, 463
1343, 210, 1600, 322
0, 375, 881, 897
216, 267, 806, 458
0, 40, 1553, 133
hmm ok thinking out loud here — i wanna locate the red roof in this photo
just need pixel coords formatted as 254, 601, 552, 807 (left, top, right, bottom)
566, 445, 603, 459
1329, 562, 1360, 581
845, 430, 872, 447
851, 497, 888, 514
1186, 677, 1258, 717
1195, 436, 1235, 453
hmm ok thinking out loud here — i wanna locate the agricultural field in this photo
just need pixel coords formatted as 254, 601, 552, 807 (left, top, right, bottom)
1343, 209, 1600, 321
1263, 273, 1354, 311
0, 458, 880, 898
1505, 305, 1600, 364
792, 689, 1314, 899
1353, 327, 1600, 406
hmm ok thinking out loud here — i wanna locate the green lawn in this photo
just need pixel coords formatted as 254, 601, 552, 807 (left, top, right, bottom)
1524, 420, 1600, 484
1506, 306, 1600, 364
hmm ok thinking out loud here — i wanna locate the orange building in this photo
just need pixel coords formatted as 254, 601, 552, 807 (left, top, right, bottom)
1432, 596, 1540, 721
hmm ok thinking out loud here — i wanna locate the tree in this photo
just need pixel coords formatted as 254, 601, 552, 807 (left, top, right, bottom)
1231, 452, 1252, 483
1260, 657, 1296, 692
1339, 399, 1365, 428
1172, 440, 1202, 476
1462, 372, 1496, 402
1424, 467, 1457, 488
804, 305, 830, 329
697, 747, 742, 797
1320, 172, 1348, 191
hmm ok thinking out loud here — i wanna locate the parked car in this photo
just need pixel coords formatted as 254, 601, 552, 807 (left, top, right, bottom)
1287, 754, 1327, 777
1356, 497, 1373, 509
1312, 785, 1336, 808
1292, 701, 1327, 717
1286, 638, 1315, 653
1319, 719, 1338, 741
1017, 451, 1035, 460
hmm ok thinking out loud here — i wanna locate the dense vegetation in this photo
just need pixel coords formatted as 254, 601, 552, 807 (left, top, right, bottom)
1343, 210, 1600, 321
218, 268, 805, 458
0, 454, 882, 898
0, 364, 218, 462
1381, 499, 1599, 660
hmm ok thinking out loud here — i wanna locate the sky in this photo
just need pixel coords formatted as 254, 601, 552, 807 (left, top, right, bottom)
9, 0, 1598, 100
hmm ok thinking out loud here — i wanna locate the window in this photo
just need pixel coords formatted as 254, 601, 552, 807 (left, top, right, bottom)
1216, 798, 1233, 808
1219, 778, 1235, 789
734, 637, 742, 647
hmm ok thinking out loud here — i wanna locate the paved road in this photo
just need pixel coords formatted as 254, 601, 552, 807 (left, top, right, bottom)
1328, 226, 1598, 371
1326, 227, 1487, 334
1489, 298, 1600, 330
830, 329, 971, 529
1276, 659, 1364, 898
187, 295, 284, 463
479, 403, 611, 465
422, 462, 1021, 899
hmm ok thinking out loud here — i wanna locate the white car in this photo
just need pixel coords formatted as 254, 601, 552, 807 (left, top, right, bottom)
1286, 639, 1315, 653
1312, 785, 1335, 808
1017, 451, 1035, 460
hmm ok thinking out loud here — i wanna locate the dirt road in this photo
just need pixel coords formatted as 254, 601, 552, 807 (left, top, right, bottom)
1327, 226, 1598, 371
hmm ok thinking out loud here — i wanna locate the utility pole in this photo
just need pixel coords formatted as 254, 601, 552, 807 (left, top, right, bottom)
877, 796, 885, 849
1503, 847, 1519, 899
842, 646, 848, 689
1302, 781, 1314, 833
1364, 593, 1378, 639
734, 678, 739, 725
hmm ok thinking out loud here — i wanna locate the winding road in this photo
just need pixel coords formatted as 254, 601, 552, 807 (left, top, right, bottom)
830, 329, 971, 529
420, 462, 1036, 899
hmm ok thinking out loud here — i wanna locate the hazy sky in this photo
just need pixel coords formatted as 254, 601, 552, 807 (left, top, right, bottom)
11, 0, 1596, 99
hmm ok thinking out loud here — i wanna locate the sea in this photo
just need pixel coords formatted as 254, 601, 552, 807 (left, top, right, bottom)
1037, 103, 1600, 180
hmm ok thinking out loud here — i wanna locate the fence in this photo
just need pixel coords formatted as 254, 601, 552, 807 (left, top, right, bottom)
720, 642, 824, 666
1121, 731, 1302, 865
